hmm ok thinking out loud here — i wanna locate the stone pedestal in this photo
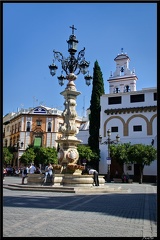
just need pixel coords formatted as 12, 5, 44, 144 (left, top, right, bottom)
62, 175, 105, 187
27, 173, 105, 187
53, 174, 64, 185
27, 173, 44, 185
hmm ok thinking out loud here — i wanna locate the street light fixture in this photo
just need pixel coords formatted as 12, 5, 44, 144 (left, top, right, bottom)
49, 25, 92, 168
49, 25, 92, 86
99, 129, 120, 182
14, 140, 24, 168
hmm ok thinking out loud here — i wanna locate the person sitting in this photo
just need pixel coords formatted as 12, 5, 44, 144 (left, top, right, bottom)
121, 172, 126, 183
29, 163, 36, 174
35, 167, 41, 174
126, 172, 130, 183
44, 163, 53, 184
15, 168, 20, 176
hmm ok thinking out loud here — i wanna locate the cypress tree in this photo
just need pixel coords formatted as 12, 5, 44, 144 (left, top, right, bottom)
88, 60, 105, 171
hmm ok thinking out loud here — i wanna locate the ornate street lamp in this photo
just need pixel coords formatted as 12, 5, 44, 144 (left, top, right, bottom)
14, 140, 24, 168
49, 25, 92, 169
99, 129, 120, 182
49, 25, 92, 86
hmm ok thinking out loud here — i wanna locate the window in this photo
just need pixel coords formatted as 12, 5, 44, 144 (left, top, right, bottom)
36, 120, 42, 126
154, 92, 157, 101
133, 125, 142, 132
48, 122, 51, 132
127, 165, 132, 171
114, 87, 120, 93
12, 126, 15, 134
108, 96, 121, 105
26, 122, 30, 132
34, 137, 42, 147
15, 124, 18, 132
5, 139, 8, 147
3, 128, 5, 137
130, 94, 144, 103
18, 122, 21, 131
124, 85, 130, 92
111, 127, 118, 132
120, 66, 124, 76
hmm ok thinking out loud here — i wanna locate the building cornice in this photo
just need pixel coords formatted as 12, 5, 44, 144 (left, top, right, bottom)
104, 105, 157, 115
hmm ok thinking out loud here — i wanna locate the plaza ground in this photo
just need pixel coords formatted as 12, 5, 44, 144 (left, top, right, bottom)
3, 176, 157, 237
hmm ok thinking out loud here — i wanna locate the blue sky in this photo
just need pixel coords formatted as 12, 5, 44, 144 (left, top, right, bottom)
3, 2, 157, 117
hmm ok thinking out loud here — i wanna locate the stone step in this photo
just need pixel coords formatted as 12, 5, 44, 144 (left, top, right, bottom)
4, 185, 76, 193
3, 184, 129, 193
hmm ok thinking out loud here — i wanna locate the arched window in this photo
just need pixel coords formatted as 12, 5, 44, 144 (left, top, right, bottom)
48, 122, 51, 132
5, 139, 7, 147
114, 87, 120, 93
124, 85, 130, 92
26, 122, 30, 132
120, 66, 124, 76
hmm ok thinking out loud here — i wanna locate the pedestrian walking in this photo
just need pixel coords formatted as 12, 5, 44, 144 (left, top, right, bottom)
21, 166, 28, 184
26, 165, 30, 174
3, 168, 7, 181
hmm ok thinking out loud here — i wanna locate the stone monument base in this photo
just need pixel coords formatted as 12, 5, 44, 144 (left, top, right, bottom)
27, 173, 105, 187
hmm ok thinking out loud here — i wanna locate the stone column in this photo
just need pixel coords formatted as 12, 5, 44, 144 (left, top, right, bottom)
56, 73, 82, 168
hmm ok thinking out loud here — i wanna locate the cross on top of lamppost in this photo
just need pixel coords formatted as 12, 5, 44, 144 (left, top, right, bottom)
70, 25, 77, 35
48, 25, 92, 86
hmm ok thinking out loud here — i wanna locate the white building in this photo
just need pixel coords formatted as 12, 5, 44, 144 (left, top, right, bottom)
99, 50, 157, 182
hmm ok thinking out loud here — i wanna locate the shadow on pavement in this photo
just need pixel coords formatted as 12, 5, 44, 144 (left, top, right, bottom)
3, 192, 156, 222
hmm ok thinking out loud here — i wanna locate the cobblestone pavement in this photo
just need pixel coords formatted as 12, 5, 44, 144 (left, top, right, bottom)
3, 176, 157, 237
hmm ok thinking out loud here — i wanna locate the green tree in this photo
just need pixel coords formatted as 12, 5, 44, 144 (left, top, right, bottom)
20, 148, 36, 165
34, 147, 58, 166
3, 147, 13, 166
110, 143, 157, 184
20, 146, 58, 166
88, 60, 105, 170
77, 144, 98, 165
110, 143, 132, 166
128, 144, 157, 184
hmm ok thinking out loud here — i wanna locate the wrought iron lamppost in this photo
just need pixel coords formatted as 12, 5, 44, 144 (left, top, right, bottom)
99, 129, 120, 182
14, 140, 24, 168
49, 25, 92, 169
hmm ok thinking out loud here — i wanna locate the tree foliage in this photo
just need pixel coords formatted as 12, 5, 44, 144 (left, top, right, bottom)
20, 146, 58, 166
20, 148, 36, 165
110, 143, 132, 165
128, 144, 157, 166
77, 144, 98, 163
110, 143, 157, 183
35, 147, 58, 166
88, 60, 105, 170
3, 147, 13, 165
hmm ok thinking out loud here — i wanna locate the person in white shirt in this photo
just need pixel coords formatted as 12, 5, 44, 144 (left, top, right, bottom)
29, 163, 36, 174
44, 163, 53, 184
88, 167, 99, 186
26, 165, 30, 174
